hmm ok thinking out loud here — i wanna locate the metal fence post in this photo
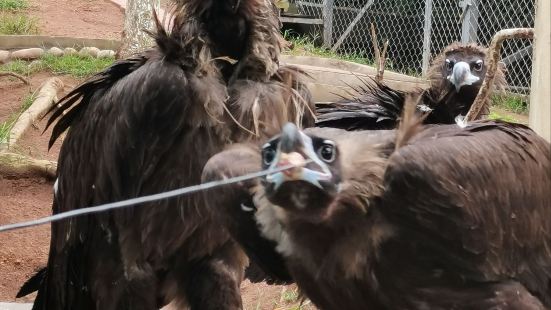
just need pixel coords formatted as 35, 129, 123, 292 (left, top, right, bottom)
421, 0, 434, 76
529, 0, 550, 141
331, 0, 376, 52
323, 0, 334, 49
461, 0, 480, 43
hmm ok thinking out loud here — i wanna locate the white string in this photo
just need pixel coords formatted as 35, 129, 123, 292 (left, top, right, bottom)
0, 161, 310, 233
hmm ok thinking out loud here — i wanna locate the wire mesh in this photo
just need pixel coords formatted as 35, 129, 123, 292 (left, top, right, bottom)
292, 0, 536, 94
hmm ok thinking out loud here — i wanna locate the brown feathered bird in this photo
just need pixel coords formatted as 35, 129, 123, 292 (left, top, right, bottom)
15, 0, 314, 309
315, 42, 507, 130
205, 118, 551, 309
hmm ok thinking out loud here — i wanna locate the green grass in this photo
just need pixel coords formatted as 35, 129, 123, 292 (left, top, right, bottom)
281, 288, 300, 303
0, 92, 36, 144
0, 12, 38, 34
283, 30, 373, 65
492, 94, 529, 115
488, 110, 518, 123
0, 59, 36, 75
0, 54, 115, 78
0, 0, 28, 11
39, 54, 114, 77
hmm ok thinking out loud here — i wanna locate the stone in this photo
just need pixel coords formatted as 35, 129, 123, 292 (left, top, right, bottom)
64, 47, 78, 55
47, 47, 64, 57
97, 49, 115, 58
28, 60, 43, 70
0, 50, 10, 64
78, 46, 100, 58
10, 48, 44, 61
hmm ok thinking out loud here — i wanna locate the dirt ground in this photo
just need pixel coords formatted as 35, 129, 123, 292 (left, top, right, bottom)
27, 0, 124, 40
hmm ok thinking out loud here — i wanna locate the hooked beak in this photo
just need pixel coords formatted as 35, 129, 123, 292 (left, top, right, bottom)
447, 61, 480, 92
266, 123, 332, 190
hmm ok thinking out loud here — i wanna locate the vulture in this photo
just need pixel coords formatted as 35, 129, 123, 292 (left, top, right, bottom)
203, 115, 551, 309
16, 0, 315, 309
315, 42, 507, 130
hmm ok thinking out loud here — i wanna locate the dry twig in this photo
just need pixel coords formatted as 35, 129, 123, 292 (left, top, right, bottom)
370, 23, 389, 82
465, 28, 534, 122
0, 71, 30, 85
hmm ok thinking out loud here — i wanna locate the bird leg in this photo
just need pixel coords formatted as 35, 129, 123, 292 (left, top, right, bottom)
182, 240, 247, 310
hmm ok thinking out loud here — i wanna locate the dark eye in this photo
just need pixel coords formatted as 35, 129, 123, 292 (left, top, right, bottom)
317, 141, 336, 163
473, 60, 483, 71
262, 146, 276, 166
445, 59, 454, 71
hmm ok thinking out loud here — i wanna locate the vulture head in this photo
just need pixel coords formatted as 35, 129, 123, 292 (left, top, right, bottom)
428, 43, 506, 102
442, 49, 484, 92
262, 123, 342, 217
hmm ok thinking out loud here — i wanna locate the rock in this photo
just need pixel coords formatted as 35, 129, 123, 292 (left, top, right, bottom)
97, 49, 115, 58
10, 48, 44, 61
0, 50, 10, 64
28, 60, 43, 70
47, 47, 64, 57
64, 47, 78, 55
78, 46, 100, 58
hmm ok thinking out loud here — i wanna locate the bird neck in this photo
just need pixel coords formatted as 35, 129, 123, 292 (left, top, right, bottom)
282, 199, 393, 279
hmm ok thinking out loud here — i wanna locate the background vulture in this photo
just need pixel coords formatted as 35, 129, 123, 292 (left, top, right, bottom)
17, 0, 315, 309
315, 42, 507, 130
204, 115, 551, 309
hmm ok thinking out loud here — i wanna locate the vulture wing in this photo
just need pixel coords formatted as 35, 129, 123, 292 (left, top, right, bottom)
201, 144, 293, 284
45, 53, 148, 148
30, 19, 237, 310
378, 120, 551, 308
315, 79, 406, 130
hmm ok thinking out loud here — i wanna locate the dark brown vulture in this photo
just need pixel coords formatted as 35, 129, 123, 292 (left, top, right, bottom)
15, 0, 315, 309
315, 42, 507, 130
204, 118, 551, 309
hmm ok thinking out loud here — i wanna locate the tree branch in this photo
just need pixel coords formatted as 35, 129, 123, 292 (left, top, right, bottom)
0, 71, 30, 85
370, 23, 389, 82
0, 152, 57, 179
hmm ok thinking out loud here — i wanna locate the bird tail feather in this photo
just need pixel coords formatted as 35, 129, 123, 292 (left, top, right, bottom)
16, 267, 46, 298
395, 94, 428, 150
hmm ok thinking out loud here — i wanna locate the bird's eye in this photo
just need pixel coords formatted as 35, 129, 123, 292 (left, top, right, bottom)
445, 59, 454, 71
317, 142, 336, 163
262, 147, 276, 166
473, 59, 483, 71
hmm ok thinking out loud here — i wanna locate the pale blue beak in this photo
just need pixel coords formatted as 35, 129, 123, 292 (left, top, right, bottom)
266, 124, 332, 191
447, 61, 480, 92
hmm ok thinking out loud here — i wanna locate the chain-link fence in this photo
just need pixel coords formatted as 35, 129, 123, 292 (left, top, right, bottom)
293, 0, 535, 94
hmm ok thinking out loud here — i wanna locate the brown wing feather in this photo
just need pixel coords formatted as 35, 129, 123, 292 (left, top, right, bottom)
380, 120, 551, 306
201, 144, 294, 284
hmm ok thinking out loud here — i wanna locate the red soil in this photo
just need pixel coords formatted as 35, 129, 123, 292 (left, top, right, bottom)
27, 0, 124, 40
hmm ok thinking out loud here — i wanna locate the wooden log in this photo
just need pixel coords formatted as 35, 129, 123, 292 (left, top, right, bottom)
7, 77, 64, 147
0, 152, 57, 179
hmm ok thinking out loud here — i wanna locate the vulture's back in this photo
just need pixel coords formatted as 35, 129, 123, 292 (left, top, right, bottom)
378, 121, 551, 308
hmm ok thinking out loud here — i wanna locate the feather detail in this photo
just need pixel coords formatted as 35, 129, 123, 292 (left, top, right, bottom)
395, 94, 427, 150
